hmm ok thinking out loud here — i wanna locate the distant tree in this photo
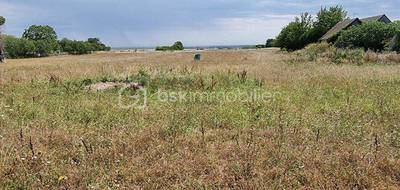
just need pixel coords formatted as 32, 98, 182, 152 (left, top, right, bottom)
155, 46, 171, 51
3, 35, 37, 58
335, 21, 395, 51
59, 37, 109, 55
22, 25, 57, 41
0, 16, 5, 26
308, 6, 347, 42
87, 37, 111, 51
265, 39, 275, 47
156, 41, 184, 51
275, 13, 313, 50
22, 25, 59, 54
59, 38, 91, 55
171, 41, 184, 50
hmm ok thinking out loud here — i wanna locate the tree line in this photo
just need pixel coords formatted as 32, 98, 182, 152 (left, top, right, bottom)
155, 41, 184, 51
270, 6, 400, 52
1, 24, 110, 59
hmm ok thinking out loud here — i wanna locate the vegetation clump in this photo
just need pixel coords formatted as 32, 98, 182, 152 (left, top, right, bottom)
298, 42, 400, 65
3, 25, 110, 58
275, 6, 347, 51
335, 21, 396, 51
274, 5, 399, 53
156, 41, 184, 51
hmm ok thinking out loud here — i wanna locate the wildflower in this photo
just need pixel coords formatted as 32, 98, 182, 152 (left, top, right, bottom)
58, 176, 66, 182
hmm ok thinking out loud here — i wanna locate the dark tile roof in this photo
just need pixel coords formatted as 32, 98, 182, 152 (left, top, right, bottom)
360, 15, 391, 23
320, 18, 361, 41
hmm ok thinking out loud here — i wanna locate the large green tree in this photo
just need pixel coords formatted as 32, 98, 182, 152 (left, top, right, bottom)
3, 35, 36, 58
87, 38, 111, 51
275, 13, 313, 50
309, 6, 347, 42
0, 16, 5, 26
22, 25, 59, 55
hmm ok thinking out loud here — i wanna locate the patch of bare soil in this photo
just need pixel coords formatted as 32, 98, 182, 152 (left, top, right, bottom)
85, 82, 142, 92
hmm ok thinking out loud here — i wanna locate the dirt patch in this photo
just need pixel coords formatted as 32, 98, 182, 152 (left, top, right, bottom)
85, 82, 142, 92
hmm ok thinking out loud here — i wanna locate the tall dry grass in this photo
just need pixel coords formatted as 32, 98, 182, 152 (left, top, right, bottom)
1, 49, 400, 188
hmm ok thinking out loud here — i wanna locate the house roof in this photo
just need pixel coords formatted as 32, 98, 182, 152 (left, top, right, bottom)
320, 18, 361, 41
360, 15, 391, 23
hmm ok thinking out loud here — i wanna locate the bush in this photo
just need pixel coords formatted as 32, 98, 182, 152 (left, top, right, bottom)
265, 39, 276, 48
0, 16, 5, 26
3, 35, 36, 58
275, 6, 346, 50
297, 43, 364, 65
393, 35, 400, 53
388, 21, 400, 52
59, 38, 110, 55
302, 42, 332, 61
156, 41, 184, 51
155, 46, 172, 51
331, 48, 364, 65
335, 21, 396, 51
275, 13, 313, 51
59, 38, 91, 55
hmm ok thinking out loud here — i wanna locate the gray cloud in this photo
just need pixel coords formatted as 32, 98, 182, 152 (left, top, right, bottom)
1, 0, 398, 47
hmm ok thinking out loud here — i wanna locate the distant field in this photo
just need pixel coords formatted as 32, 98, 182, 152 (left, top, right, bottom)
1, 49, 400, 189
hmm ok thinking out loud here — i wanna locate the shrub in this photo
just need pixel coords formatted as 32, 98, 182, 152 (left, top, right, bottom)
302, 42, 332, 61
265, 39, 275, 47
275, 13, 313, 51
393, 35, 400, 53
59, 38, 91, 55
34, 40, 57, 57
364, 51, 400, 64
171, 41, 184, 50
155, 46, 172, 51
0, 16, 5, 26
3, 35, 36, 58
296, 43, 365, 65
331, 48, 364, 65
335, 21, 396, 51
156, 41, 184, 51
309, 6, 347, 42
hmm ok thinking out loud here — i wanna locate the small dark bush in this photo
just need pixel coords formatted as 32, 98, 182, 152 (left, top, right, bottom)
0, 16, 5, 26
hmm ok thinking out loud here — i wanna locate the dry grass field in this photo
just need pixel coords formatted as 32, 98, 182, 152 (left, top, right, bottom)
1, 48, 400, 189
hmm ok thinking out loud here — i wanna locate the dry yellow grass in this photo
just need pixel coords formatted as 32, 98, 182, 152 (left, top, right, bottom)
1, 49, 400, 189
2, 48, 400, 84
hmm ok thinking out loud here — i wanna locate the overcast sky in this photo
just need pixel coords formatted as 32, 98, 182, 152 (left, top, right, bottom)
0, 0, 399, 47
